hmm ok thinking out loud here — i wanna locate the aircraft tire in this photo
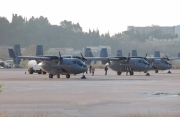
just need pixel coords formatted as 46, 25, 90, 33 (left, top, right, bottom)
42, 71, 46, 74
117, 71, 121, 75
49, 74, 53, 78
130, 71, 134, 75
38, 69, 42, 74
66, 74, 70, 78
28, 68, 33, 74
155, 70, 158, 73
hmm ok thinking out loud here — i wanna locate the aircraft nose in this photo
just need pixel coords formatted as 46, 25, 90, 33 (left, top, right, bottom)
82, 65, 88, 71
146, 64, 152, 69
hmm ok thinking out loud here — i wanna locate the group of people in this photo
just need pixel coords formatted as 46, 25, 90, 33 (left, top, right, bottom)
86, 65, 109, 76
86, 65, 131, 76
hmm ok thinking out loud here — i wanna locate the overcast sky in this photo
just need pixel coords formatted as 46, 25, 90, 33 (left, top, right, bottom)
0, 0, 180, 35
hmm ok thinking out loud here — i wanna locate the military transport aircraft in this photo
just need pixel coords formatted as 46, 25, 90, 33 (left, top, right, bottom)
8, 48, 87, 79
95, 48, 151, 76
131, 50, 179, 73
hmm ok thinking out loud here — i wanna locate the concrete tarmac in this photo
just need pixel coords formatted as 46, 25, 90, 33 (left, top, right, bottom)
0, 69, 180, 117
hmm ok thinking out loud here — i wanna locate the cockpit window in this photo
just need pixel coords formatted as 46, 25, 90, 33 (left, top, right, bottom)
73, 60, 84, 66
140, 59, 149, 65
164, 60, 171, 65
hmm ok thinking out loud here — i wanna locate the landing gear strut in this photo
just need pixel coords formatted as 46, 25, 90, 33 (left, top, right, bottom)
66, 74, 70, 78
57, 74, 60, 78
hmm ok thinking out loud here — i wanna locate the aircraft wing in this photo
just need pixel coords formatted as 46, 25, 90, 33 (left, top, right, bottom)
18, 56, 51, 60
8, 48, 55, 60
85, 56, 127, 62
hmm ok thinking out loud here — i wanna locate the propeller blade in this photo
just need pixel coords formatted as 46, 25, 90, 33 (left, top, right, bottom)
165, 55, 169, 60
127, 52, 130, 60
58, 51, 63, 65
144, 53, 147, 60
80, 52, 86, 61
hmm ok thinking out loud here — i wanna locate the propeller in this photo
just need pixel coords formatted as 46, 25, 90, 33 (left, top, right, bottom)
58, 52, 63, 65
127, 52, 130, 61
80, 52, 86, 62
144, 53, 148, 60
165, 55, 170, 61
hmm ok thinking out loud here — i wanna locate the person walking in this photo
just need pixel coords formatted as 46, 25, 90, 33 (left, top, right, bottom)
92, 67, 95, 76
89, 65, 92, 73
104, 65, 108, 75
126, 67, 129, 75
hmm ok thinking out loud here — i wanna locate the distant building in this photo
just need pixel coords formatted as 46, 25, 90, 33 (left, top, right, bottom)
175, 25, 180, 37
127, 25, 180, 38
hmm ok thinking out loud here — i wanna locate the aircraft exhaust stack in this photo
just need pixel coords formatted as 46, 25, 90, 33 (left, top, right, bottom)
117, 50, 123, 57
100, 48, 108, 65
154, 51, 160, 57
132, 50, 137, 57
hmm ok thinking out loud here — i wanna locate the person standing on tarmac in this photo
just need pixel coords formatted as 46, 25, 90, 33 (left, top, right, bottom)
92, 67, 95, 76
104, 65, 108, 75
89, 65, 92, 73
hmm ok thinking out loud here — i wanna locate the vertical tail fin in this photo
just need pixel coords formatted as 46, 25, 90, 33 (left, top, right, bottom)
13, 44, 21, 65
100, 48, 108, 65
132, 50, 137, 57
84, 48, 93, 65
117, 50, 123, 57
154, 51, 160, 57
13, 44, 21, 56
36, 45, 44, 56
178, 52, 180, 57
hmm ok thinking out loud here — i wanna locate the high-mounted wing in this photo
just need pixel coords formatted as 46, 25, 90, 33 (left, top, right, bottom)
8, 48, 52, 60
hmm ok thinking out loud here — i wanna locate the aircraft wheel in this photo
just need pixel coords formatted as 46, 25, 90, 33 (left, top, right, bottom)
42, 71, 46, 74
117, 71, 121, 75
38, 69, 42, 74
155, 70, 158, 73
66, 74, 70, 78
28, 68, 33, 74
57, 74, 60, 78
49, 74, 53, 78
130, 71, 134, 75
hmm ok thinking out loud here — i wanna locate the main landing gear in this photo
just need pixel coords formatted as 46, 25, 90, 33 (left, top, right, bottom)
167, 70, 171, 73
49, 74, 71, 78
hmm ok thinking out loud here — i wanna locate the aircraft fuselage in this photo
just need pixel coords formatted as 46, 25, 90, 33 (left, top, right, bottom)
109, 58, 151, 72
38, 58, 87, 75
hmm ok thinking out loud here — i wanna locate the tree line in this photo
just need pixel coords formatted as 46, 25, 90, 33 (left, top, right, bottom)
0, 14, 180, 57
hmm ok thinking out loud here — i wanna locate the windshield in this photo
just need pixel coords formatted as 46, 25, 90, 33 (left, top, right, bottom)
73, 60, 84, 66
139, 59, 149, 65
164, 60, 171, 65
